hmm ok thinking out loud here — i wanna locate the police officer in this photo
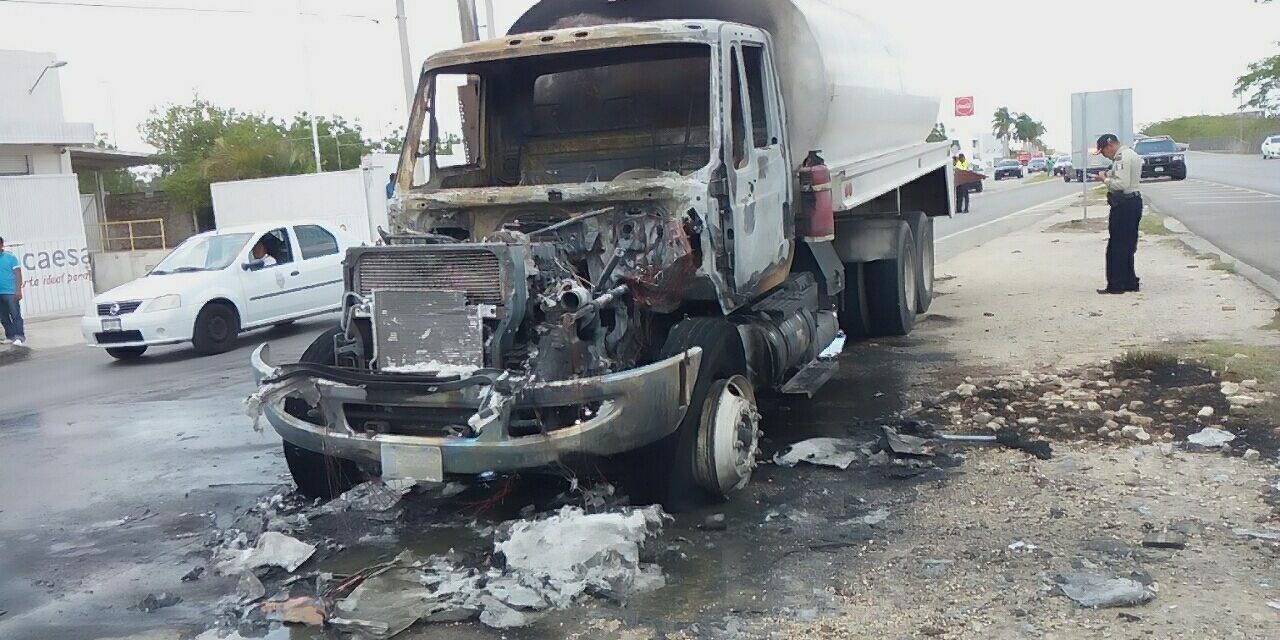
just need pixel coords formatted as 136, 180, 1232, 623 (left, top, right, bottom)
1094, 133, 1143, 294
954, 153, 972, 214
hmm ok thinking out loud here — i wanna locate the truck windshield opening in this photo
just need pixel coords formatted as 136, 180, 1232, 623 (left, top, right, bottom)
418, 44, 712, 187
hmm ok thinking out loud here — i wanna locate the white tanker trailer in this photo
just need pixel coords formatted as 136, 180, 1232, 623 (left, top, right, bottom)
251, 0, 955, 508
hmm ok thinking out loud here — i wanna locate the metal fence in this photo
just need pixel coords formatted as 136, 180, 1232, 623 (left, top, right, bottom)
99, 218, 167, 251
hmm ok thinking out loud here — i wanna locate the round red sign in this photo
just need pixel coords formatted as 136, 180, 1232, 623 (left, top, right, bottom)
954, 97, 974, 117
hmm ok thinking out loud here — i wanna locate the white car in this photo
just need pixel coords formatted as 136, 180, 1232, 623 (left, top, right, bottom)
83, 221, 354, 360
1264, 135, 1280, 160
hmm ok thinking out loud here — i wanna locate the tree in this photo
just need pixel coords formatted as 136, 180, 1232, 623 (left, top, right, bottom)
1235, 42, 1280, 115
141, 98, 379, 213
1013, 114, 1048, 151
991, 107, 1016, 146
284, 115, 371, 172
926, 122, 948, 143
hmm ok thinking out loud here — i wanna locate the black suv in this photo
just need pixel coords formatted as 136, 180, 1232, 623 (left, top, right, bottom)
1134, 136, 1186, 180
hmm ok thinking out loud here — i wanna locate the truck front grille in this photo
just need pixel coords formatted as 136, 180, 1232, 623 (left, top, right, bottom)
353, 248, 505, 307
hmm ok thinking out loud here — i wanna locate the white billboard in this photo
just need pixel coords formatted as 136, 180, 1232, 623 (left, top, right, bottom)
0, 174, 95, 318
1071, 89, 1134, 171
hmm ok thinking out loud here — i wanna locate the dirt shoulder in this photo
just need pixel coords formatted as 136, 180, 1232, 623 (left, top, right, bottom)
764, 205, 1280, 639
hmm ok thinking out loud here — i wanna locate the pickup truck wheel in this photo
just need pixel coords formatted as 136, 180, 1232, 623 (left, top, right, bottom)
839, 263, 872, 340
283, 326, 369, 499
865, 222, 917, 336
625, 318, 752, 510
106, 346, 147, 360
914, 217, 935, 313
192, 303, 240, 355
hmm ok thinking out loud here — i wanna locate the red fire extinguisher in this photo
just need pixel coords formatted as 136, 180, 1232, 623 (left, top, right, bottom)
798, 150, 835, 242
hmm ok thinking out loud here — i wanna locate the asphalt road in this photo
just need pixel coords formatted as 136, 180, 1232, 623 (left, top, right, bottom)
1141, 152, 1280, 282
0, 177, 1078, 639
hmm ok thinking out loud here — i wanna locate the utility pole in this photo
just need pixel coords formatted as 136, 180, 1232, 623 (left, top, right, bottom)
395, 0, 415, 112
457, 0, 480, 42
483, 0, 496, 39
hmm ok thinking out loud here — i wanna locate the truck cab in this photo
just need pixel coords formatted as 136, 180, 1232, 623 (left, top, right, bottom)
251, 4, 951, 508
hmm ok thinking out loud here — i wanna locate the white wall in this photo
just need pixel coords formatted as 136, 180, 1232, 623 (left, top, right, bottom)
211, 168, 387, 244
90, 249, 168, 293
0, 174, 94, 317
0, 50, 66, 123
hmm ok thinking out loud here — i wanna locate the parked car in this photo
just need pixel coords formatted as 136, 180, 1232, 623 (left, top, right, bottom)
1263, 135, 1280, 160
1027, 158, 1048, 174
993, 159, 1024, 180
1133, 135, 1187, 180
83, 221, 354, 360
1052, 155, 1072, 176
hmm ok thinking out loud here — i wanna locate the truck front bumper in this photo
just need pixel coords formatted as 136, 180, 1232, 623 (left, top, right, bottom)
250, 344, 702, 480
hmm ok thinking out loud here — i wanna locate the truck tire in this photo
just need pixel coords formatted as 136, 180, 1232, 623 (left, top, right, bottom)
839, 262, 872, 340
106, 346, 147, 360
914, 217, 935, 313
865, 222, 917, 337
282, 326, 369, 499
192, 302, 240, 355
626, 318, 756, 510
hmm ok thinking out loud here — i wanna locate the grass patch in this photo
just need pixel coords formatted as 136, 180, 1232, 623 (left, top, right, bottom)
1210, 260, 1237, 273
1139, 213, 1173, 236
1182, 342, 1280, 383
1114, 349, 1180, 376
1046, 217, 1108, 233
1027, 174, 1052, 184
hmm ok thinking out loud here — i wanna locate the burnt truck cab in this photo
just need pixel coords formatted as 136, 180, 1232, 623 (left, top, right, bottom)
251, 8, 950, 505
252, 20, 805, 501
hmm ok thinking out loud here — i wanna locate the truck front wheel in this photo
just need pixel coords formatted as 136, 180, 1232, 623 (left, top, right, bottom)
282, 327, 370, 499
625, 318, 756, 510
865, 222, 918, 336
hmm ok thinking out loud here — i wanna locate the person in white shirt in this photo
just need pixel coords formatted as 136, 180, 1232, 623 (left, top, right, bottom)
251, 240, 278, 267
1094, 134, 1143, 294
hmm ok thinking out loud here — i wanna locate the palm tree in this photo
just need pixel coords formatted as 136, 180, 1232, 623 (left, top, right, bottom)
991, 107, 1016, 147
1013, 114, 1048, 152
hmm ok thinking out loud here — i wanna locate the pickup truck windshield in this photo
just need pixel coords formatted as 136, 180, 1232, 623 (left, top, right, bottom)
150, 233, 253, 275
418, 44, 712, 186
1135, 139, 1178, 154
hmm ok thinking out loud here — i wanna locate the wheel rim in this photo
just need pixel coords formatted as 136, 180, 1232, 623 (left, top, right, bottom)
208, 315, 230, 341
696, 375, 760, 496
903, 243, 918, 312
922, 238, 934, 297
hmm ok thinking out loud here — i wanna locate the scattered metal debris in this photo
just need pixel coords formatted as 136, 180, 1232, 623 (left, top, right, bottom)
1142, 533, 1188, 550
1232, 528, 1280, 542
773, 437, 866, 469
180, 566, 205, 582
1187, 427, 1236, 449
133, 592, 182, 613
1054, 573, 1155, 608
217, 531, 316, 574
881, 426, 936, 457
261, 596, 326, 626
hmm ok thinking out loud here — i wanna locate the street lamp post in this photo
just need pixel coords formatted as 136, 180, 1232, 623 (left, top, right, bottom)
28, 60, 68, 94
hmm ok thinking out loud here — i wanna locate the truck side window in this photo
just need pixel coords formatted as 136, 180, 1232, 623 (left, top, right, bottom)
729, 46, 747, 169
742, 44, 770, 149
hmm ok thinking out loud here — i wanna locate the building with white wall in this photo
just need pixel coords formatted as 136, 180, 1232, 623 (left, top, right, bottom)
0, 49, 98, 318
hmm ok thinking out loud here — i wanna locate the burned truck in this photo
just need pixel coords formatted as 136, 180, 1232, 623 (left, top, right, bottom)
251, 0, 953, 505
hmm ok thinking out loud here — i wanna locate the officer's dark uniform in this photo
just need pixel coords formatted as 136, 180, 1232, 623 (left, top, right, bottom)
1099, 139, 1144, 293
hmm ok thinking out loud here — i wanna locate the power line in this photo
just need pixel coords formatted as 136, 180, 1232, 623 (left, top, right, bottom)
0, 0, 381, 22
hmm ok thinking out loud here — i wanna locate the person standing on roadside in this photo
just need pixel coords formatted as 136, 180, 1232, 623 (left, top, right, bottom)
0, 236, 26, 345
1094, 134, 1144, 295
954, 153, 972, 214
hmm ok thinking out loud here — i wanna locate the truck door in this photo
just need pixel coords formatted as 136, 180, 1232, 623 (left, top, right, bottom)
721, 32, 790, 293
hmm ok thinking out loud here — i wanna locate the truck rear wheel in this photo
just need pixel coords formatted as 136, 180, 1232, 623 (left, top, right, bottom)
625, 318, 756, 510
865, 222, 917, 336
914, 217, 935, 313
282, 326, 369, 499
839, 263, 872, 340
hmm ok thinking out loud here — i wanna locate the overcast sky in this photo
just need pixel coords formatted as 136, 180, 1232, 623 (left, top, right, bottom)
2, 0, 1276, 154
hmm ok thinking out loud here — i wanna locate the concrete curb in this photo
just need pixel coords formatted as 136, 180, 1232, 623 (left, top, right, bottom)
0, 344, 31, 367
1154, 208, 1280, 304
